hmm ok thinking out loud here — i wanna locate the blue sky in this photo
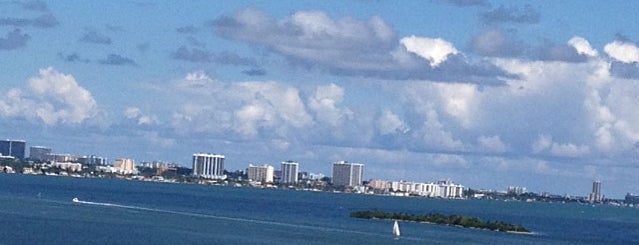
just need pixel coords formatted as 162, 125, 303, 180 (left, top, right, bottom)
1, 0, 639, 198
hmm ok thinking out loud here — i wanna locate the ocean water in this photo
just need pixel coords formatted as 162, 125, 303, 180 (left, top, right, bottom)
0, 174, 637, 244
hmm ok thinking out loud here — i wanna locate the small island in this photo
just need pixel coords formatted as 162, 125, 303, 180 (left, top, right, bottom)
350, 210, 530, 233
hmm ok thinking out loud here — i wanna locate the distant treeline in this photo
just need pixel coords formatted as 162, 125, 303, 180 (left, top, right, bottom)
350, 210, 530, 233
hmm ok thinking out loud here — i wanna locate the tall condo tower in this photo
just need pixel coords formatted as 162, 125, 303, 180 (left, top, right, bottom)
280, 161, 299, 184
192, 153, 226, 179
588, 180, 603, 203
29, 146, 52, 162
0, 139, 26, 160
332, 161, 364, 187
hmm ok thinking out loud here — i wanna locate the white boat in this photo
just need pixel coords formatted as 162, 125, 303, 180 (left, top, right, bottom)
72, 197, 79, 203
392, 220, 401, 238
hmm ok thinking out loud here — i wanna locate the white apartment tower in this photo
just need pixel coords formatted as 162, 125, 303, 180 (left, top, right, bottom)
588, 180, 603, 203
280, 161, 299, 184
332, 161, 364, 187
113, 158, 136, 174
247, 164, 274, 183
192, 153, 226, 179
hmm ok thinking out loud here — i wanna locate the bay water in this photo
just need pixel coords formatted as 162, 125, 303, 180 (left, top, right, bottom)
0, 174, 637, 244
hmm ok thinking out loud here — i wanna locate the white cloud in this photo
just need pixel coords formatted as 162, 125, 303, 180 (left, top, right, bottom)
434, 83, 477, 128
568, 36, 598, 57
532, 134, 553, 153
307, 83, 353, 127
477, 135, 508, 153
604, 40, 639, 63
420, 105, 465, 150
400, 36, 458, 67
215, 8, 509, 84
531, 134, 589, 157
124, 107, 158, 126
550, 142, 590, 158
377, 110, 409, 135
0, 67, 97, 125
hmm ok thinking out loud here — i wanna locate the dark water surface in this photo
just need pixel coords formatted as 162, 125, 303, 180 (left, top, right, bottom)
0, 174, 637, 244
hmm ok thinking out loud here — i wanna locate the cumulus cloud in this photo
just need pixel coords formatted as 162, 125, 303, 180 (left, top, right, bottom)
0, 29, 30, 50
531, 135, 591, 158
400, 36, 458, 67
307, 83, 353, 127
604, 40, 639, 63
213, 8, 513, 84
471, 31, 591, 62
609, 61, 639, 79
477, 135, 508, 153
400, 83, 465, 151
124, 107, 158, 126
538, 41, 589, 62
568, 37, 598, 57
480, 4, 540, 24
79, 30, 112, 44
161, 72, 313, 138
0, 67, 98, 125
434, 83, 477, 128
377, 110, 409, 135
550, 143, 590, 158
98, 54, 137, 66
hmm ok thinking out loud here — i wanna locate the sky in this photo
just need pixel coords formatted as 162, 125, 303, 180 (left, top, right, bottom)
1, 0, 639, 198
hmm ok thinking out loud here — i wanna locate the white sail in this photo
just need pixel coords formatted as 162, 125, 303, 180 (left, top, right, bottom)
392, 220, 401, 237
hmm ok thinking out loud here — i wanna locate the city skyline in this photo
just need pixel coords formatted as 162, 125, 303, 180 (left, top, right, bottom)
0, 136, 622, 199
1, 1, 639, 198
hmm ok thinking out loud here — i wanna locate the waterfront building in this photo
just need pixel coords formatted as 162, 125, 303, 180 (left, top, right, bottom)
438, 180, 464, 198
281, 161, 299, 184
0, 139, 26, 160
384, 180, 464, 198
192, 153, 226, 179
77, 155, 108, 166
29, 146, 52, 162
625, 193, 639, 205
332, 161, 364, 187
46, 153, 77, 163
247, 164, 274, 183
51, 162, 82, 172
588, 180, 603, 203
507, 186, 528, 195
113, 158, 136, 174
368, 180, 389, 190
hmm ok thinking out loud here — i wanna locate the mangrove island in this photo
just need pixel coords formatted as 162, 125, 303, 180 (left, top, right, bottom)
350, 210, 530, 233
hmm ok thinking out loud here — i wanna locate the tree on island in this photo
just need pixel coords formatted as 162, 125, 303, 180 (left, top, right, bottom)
350, 210, 530, 233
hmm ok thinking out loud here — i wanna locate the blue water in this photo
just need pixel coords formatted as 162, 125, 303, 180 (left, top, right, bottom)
0, 174, 637, 244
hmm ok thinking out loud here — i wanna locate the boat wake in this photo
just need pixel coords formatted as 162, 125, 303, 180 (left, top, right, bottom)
71, 198, 425, 241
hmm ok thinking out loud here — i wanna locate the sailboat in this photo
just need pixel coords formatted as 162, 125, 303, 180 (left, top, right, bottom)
392, 220, 401, 238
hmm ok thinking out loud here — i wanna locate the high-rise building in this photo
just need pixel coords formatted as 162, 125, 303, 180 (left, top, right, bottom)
113, 158, 136, 174
247, 164, 274, 183
280, 161, 299, 184
0, 139, 26, 160
588, 180, 603, 203
332, 161, 364, 187
29, 146, 52, 162
192, 153, 226, 179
